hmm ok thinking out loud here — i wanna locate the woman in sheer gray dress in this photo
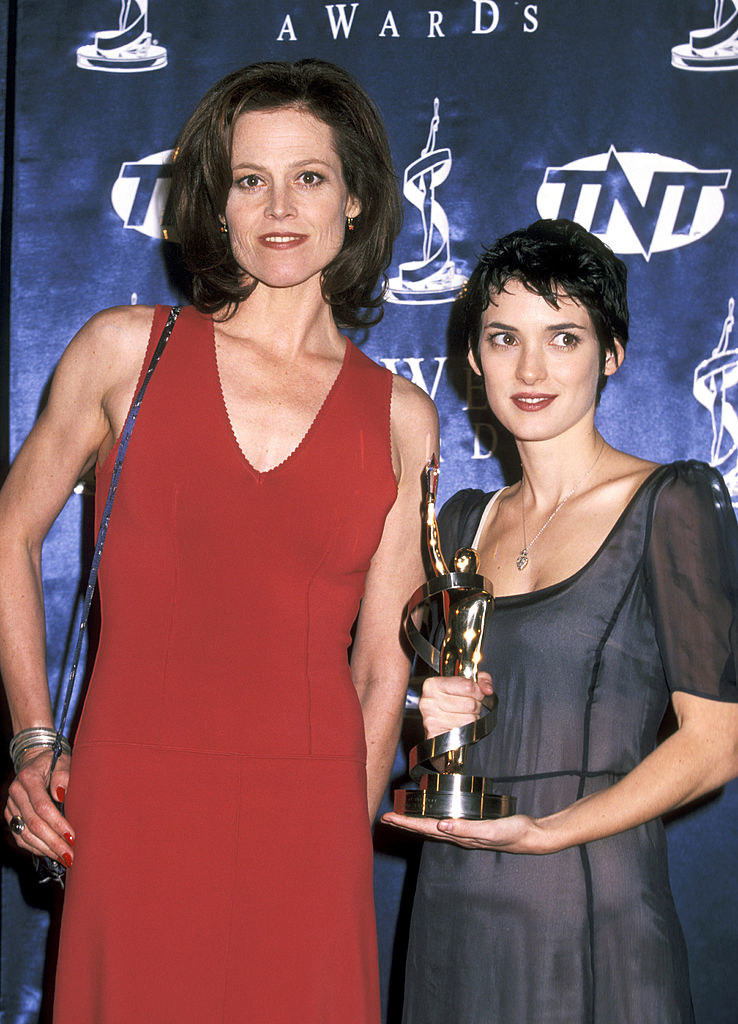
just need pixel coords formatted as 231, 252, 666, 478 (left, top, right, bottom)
384, 219, 738, 1023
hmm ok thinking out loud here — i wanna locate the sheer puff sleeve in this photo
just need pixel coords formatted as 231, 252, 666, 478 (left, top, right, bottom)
644, 460, 738, 702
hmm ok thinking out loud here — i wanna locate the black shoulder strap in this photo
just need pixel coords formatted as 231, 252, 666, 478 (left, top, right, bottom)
51, 305, 182, 759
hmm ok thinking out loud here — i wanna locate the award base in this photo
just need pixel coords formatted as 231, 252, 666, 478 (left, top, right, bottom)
671, 43, 738, 71
394, 772, 515, 820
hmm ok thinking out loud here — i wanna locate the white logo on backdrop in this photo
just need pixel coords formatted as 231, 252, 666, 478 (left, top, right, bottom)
694, 298, 738, 505
387, 99, 466, 305
111, 150, 172, 237
672, 1, 738, 70
537, 148, 731, 260
77, 0, 167, 73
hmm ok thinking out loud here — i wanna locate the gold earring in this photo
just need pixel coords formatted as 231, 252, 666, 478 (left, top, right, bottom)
219, 220, 228, 235
347, 216, 355, 232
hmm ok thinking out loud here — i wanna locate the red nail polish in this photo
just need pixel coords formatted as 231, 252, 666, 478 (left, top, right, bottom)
61, 852, 73, 868
63, 832, 75, 846
56, 786, 66, 802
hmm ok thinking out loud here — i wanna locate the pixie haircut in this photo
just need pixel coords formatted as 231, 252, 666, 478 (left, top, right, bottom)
464, 219, 629, 396
168, 59, 402, 328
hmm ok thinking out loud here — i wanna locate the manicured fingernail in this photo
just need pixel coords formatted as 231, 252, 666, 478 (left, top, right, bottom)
61, 852, 73, 868
63, 832, 75, 846
56, 786, 66, 802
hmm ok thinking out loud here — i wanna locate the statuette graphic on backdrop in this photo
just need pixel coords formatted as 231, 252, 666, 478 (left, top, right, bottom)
77, 0, 168, 72
694, 297, 738, 507
393, 458, 514, 820
387, 100, 466, 305
672, 1, 738, 70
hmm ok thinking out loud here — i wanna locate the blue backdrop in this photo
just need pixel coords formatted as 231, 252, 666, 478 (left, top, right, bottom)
1, 2, 737, 1021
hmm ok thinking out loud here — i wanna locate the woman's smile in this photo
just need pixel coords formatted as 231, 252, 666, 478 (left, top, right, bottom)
257, 232, 308, 249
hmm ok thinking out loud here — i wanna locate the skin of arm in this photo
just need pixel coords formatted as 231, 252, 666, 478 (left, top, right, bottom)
0, 306, 152, 865
382, 680, 738, 851
350, 374, 439, 821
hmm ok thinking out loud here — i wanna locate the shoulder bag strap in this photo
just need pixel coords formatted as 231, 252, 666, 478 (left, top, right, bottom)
51, 304, 182, 762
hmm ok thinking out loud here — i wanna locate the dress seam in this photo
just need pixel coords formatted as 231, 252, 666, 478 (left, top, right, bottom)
577, 561, 643, 794
220, 764, 243, 1022
157, 487, 180, 744
71, 740, 366, 763
386, 369, 400, 502
577, 561, 642, 1024
305, 507, 343, 756
578, 843, 596, 1024
495, 768, 627, 782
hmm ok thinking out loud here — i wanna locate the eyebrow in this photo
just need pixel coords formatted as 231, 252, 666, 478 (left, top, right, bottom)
231, 157, 335, 172
483, 320, 588, 332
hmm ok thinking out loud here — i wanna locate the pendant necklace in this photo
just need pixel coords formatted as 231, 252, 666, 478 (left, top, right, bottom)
516, 440, 606, 571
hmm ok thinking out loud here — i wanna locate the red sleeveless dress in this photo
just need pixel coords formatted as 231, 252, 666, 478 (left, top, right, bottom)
53, 305, 397, 1023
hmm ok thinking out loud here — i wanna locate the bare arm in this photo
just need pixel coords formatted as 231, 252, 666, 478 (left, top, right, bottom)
351, 374, 439, 820
0, 305, 153, 863
383, 685, 738, 851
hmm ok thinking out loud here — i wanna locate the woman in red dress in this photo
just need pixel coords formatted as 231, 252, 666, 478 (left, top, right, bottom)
1, 60, 438, 1022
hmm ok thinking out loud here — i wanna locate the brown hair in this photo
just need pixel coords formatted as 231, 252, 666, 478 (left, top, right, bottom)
168, 59, 402, 328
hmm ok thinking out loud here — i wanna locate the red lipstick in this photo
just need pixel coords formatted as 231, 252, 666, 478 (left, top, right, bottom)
511, 393, 556, 412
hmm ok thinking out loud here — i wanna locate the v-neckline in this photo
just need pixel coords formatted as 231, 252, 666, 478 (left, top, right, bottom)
211, 320, 351, 479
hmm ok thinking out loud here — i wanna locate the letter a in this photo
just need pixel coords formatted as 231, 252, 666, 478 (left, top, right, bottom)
379, 10, 399, 36
277, 14, 297, 41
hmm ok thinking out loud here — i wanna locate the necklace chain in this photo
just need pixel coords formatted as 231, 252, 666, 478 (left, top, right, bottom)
516, 440, 606, 571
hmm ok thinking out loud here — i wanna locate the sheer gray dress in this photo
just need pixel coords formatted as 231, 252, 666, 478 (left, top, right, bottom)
403, 461, 738, 1024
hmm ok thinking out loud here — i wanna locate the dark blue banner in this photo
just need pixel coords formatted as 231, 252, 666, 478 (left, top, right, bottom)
2, 2, 737, 1021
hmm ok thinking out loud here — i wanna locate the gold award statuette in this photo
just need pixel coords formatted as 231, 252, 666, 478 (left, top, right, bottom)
393, 457, 516, 819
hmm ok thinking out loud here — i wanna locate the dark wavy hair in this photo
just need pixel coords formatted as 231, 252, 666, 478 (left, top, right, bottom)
464, 219, 629, 396
168, 59, 402, 328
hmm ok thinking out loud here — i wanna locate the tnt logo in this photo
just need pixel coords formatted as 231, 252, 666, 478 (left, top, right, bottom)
537, 147, 731, 259
111, 150, 173, 238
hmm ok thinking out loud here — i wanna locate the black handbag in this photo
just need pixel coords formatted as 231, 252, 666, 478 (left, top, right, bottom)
35, 305, 181, 884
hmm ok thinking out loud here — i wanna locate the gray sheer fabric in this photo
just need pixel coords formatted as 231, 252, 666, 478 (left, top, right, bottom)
403, 461, 738, 1024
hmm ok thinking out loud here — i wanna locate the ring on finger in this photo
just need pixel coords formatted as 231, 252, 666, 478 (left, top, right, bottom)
9, 815, 25, 835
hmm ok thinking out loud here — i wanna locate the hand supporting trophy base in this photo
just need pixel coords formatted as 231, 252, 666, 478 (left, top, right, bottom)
393, 458, 516, 820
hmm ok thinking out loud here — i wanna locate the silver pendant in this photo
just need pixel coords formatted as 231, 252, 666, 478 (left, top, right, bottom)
516, 549, 529, 571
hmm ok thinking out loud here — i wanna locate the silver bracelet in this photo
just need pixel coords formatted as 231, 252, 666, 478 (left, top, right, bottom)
9, 727, 71, 774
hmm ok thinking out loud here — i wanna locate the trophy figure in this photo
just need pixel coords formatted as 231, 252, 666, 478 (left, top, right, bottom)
387, 99, 466, 305
77, 0, 168, 73
693, 297, 738, 505
394, 458, 515, 819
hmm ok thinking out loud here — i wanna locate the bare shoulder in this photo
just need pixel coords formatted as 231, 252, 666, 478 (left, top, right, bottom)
599, 448, 661, 509
387, 373, 439, 486
390, 371, 439, 437
609, 450, 660, 484
55, 305, 156, 412
64, 304, 155, 374
41, 305, 158, 457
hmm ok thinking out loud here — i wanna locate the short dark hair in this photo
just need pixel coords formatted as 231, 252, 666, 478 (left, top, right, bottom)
168, 59, 402, 328
464, 219, 629, 396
